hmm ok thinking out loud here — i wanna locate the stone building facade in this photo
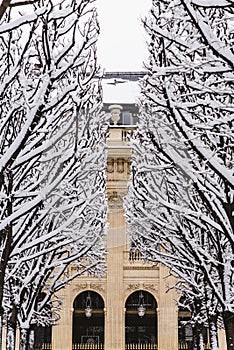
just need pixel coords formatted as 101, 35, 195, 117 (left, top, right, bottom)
51, 103, 178, 350
50, 102, 226, 350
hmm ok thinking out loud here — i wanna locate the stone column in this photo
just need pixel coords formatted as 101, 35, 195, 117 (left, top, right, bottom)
105, 208, 127, 350
52, 290, 73, 350
158, 265, 178, 350
218, 328, 227, 350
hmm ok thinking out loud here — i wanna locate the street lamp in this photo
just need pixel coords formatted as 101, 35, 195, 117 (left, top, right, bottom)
85, 292, 92, 318
137, 291, 146, 317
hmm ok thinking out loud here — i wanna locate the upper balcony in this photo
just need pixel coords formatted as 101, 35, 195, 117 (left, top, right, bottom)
104, 103, 138, 157
103, 102, 139, 126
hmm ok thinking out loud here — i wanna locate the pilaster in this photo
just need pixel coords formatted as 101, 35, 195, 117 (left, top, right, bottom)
105, 208, 127, 350
52, 289, 73, 350
158, 264, 178, 350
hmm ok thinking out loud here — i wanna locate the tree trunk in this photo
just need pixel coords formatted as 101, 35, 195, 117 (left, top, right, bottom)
193, 324, 205, 350
192, 325, 198, 350
198, 326, 204, 350
0, 226, 12, 345
28, 327, 35, 350
0, 171, 13, 350
19, 328, 29, 350
6, 323, 16, 350
0, 313, 3, 350
209, 316, 219, 350
6, 304, 17, 350
223, 311, 234, 350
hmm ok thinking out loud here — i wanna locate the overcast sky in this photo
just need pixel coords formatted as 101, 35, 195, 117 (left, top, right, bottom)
96, 0, 151, 72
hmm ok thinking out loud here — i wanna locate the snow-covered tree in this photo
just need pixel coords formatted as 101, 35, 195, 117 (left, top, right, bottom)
125, 1, 234, 349
3, 98, 107, 350
126, 129, 222, 350
0, 0, 107, 348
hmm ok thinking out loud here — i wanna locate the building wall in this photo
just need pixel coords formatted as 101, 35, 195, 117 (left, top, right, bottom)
52, 120, 179, 350
51, 106, 227, 350
0, 106, 227, 350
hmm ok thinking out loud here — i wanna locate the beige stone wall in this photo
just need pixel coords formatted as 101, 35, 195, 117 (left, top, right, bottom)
51, 122, 227, 350
51, 124, 179, 350
0, 114, 227, 350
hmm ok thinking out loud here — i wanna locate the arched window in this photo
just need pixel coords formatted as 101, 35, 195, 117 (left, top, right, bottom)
125, 290, 158, 347
34, 292, 52, 350
72, 291, 105, 348
178, 304, 209, 349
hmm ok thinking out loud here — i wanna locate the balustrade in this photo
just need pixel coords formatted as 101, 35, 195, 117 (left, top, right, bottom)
41, 344, 52, 350
178, 343, 210, 350
72, 344, 104, 350
37, 341, 211, 350
125, 344, 158, 350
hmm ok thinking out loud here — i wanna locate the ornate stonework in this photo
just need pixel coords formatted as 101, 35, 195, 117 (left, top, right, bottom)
107, 158, 114, 173
117, 158, 125, 173
125, 283, 140, 292
124, 266, 159, 270
90, 283, 105, 292
108, 191, 124, 209
72, 282, 105, 294
143, 283, 158, 293
127, 160, 131, 175
73, 283, 88, 291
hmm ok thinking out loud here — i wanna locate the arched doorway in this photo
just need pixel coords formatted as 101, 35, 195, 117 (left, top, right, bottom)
125, 290, 158, 348
178, 303, 209, 349
34, 292, 52, 350
73, 291, 104, 348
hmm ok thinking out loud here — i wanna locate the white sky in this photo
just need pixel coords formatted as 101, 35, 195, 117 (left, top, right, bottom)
96, 0, 151, 72
96, 0, 151, 103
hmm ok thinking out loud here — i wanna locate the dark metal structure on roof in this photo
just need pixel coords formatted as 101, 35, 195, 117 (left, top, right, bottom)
101, 72, 143, 125
102, 71, 146, 81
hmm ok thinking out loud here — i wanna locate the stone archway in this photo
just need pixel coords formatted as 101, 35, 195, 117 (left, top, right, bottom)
178, 301, 209, 349
125, 290, 158, 348
72, 291, 105, 348
34, 292, 52, 349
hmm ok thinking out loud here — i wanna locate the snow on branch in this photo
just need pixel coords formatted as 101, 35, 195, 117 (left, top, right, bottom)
125, 1, 234, 346
191, 0, 234, 7
0, 0, 107, 346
